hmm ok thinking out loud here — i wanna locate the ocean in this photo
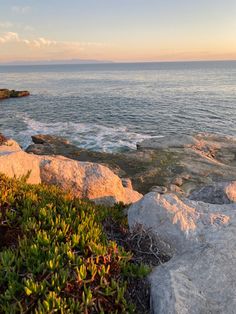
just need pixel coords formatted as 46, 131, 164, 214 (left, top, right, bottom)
0, 60, 235, 152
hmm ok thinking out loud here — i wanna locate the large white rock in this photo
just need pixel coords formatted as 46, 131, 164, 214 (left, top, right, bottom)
0, 143, 142, 205
40, 155, 142, 205
128, 192, 236, 314
0, 151, 41, 184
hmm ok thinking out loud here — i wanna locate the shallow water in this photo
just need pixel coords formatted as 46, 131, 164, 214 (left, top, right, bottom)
0, 61, 235, 152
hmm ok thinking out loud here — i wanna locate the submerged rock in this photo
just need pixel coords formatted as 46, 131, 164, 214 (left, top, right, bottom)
0, 89, 30, 99
128, 191, 236, 314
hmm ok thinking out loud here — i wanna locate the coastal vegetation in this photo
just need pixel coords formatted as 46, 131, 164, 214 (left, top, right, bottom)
0, 174, 149, 313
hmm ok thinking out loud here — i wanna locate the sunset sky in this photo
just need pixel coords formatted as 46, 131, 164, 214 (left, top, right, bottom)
0, 0, 236, 63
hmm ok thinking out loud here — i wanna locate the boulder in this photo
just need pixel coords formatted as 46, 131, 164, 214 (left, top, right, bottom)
0, 140, 142, 205
40, 156, 142, 206
0, 151, 41, 184
128, 192, 236, 313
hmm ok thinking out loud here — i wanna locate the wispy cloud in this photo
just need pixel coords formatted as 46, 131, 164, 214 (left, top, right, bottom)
0, 32, 56, 47
0, 31, 107, 50
11, 6, 31, 14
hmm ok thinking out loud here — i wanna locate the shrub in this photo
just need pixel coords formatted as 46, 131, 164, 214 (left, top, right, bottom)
0, 174, 143, 313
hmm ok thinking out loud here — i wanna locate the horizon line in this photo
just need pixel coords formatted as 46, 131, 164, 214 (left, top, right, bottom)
0, 59, 236, 67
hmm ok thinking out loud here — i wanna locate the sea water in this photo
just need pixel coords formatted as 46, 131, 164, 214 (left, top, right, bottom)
0, 61, 235, 152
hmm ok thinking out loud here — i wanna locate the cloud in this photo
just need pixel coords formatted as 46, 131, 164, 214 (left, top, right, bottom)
0, 32, 19, 43
0, 22, 14, 29
0, 32, 55, 47
11, 6, 31, 14
0, 31, 107, 50
0, 31, 111, 62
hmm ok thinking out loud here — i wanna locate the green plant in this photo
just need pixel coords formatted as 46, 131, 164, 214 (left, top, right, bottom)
0, 174, 147, 313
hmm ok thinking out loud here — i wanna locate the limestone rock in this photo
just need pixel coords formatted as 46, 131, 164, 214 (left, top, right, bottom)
0, 140, 142, 205
40, 156, 142, 206
0, 139, 22, 154
0, 151, 41, 184
128, 192, 236, 313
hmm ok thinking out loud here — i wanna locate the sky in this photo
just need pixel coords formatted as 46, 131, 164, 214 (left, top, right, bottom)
0, 0, 236, 63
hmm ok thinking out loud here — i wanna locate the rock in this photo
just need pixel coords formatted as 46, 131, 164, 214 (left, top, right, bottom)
0, 89, 30, 99
0, 151, 41, 184
0, 140, 142, 205
26, 133, 236, 195
137, 135, 198, 150
0, 138, 22, 154
172, 176, 183, 186
0, 89, 10, 99
128, 192, 236, 313
31, 134, 70, 145
189, 181, 236, 204
0, 133, 8, 145
150, 186, 167, 194
121, 178, 133, 189
169, 184, 183, 194
9, 90, 30, 98
40, 156, 142, 206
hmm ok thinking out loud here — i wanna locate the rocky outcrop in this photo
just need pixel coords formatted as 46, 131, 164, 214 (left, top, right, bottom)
0, 89, 30, 99
26, 133, 236, 195
0, 139, 142, 205
128, 191, 236, 314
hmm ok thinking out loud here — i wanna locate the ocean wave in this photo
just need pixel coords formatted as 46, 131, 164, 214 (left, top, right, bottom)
15, 113, 157, 152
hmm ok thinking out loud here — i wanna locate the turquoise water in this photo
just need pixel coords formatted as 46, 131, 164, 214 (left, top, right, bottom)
0, 61, 235, 152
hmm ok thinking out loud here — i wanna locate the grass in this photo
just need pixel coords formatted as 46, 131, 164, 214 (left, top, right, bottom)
0, 174, 150, 313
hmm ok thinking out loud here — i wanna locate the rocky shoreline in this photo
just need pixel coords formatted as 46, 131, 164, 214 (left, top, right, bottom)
1, 131, 236, 313
26, 132, 236, 196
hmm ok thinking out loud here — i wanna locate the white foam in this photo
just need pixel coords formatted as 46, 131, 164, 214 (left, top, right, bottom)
15, 113, 160, 152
